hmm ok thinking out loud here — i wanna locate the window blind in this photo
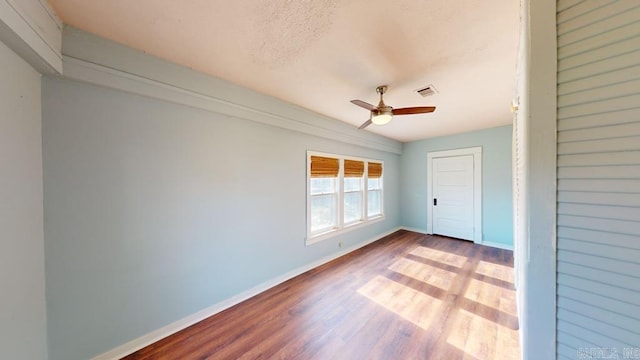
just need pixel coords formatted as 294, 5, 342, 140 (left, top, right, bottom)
310, 156, 339, 177
344, 160, 364, 178
368, 162, 382, 178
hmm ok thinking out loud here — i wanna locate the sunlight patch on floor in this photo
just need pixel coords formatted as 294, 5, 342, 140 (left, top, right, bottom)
409, 246, 468, 268
464, 279, 515, 314
498, 291, 518, 318
357, 275, 442, 330
388, 257, 457, 290
447, 309, 520, 360
476, 261, 515, 283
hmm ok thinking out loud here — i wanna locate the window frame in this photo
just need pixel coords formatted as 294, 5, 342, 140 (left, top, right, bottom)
306, 151, 385, 245
309, 177, 339, 235
343, 175, 364, 226
367, 176, 383, 218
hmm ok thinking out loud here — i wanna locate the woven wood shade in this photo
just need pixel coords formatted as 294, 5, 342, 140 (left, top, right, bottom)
310, 156, 339, 177
368, 162, 383, 178
344, 160, 364, 177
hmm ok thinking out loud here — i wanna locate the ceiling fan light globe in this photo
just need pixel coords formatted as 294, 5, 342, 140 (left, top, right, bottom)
371, 113, 392, 125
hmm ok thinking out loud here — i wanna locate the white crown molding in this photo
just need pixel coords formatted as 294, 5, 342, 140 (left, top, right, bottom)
61, 27, 403, 155
0, 0, 62, 73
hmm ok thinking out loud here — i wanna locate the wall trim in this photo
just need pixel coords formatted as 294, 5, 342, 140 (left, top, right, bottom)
91, 227, 402, 360
517, 0, 558, 359
0, 0, 62, 73
60, 27, 402, 155
400, 226, 428, 234
401, 227, 513, 251
482, 241, 513, 251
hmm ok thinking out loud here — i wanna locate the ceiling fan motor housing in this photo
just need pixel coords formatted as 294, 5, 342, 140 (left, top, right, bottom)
376, 105, 393, 117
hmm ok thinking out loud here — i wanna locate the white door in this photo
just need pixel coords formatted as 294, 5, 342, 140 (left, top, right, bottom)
432, 155, 475, 241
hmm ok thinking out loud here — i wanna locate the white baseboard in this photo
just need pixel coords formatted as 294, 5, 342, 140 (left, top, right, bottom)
481, 241, 514, 251
400, 226, 428, 235
400, 228, 514, 251
91, 227, 402, 360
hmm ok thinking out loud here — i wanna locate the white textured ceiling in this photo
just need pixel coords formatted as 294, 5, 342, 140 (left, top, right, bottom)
47, 0, 520, 142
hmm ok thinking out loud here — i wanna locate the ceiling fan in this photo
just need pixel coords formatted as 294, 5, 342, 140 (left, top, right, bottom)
351, 85, 436, 130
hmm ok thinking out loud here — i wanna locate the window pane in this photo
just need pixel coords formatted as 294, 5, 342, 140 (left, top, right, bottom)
311, 194, 336, 232
367, 177, 381, 190
344, 177, 362, 192
310, 177, 336, 195
368, 190, 382, 216
344, 192, 363, 224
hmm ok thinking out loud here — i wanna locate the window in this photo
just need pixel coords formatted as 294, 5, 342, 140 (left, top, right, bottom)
307, 152, 384, 244
367, 162, 383, 217
344, 160, 364, 225
309, 156, 339, 234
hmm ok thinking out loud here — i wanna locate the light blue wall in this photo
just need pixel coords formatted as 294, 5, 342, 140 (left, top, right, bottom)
39, 27, 515, 360
42, 77, 401, 360
0, 40, 48, 360
400, 125, 513, 247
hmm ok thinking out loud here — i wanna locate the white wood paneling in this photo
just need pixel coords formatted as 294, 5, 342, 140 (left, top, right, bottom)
556, 314, 630, 349
559, 107, 640, 131
558, 286, 640, 319
558, 52, 640, 84
558, 273, 639, 302
558, 226, 640, 250
559, 19, 640, 60
558, 178, 640, 193
558, 151, 640, 166
558, 191, 640, 207
558, 165, 640, 179
558, 35, 640, 71
558, 249, 640, 276
558, 214, 640, 235
559, 123, 640, 142
558, 203, 640, 222
558, 63, 640, 96
556, 0, 640, 355
558, 3, 640, 43
558, 136, 640, 154
557, 1, 639, 37
558, 78, 640, 107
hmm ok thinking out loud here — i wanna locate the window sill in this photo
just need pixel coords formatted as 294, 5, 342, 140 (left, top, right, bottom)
306, 215, 385, 246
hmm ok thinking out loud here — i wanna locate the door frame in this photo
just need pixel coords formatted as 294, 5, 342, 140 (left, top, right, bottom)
427, 146, 482, 243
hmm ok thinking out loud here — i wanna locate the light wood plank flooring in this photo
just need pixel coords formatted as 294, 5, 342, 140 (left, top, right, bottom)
124, 230, 520, 359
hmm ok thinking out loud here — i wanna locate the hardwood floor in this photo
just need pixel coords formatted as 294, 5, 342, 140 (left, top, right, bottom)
124, 230, 520, 359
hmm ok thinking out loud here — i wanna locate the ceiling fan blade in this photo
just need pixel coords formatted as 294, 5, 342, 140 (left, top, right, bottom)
358, 119, 373, 130
351, 100, 377, 111
392, 106, 436, 115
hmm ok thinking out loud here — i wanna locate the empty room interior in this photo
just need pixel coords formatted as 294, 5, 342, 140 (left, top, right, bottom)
1, 1, 639, 359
